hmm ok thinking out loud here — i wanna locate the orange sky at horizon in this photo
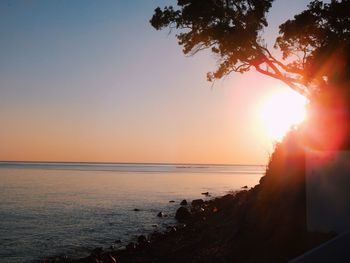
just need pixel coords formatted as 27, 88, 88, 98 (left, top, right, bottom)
1, 71, 302, 165
0, 1, 312, 165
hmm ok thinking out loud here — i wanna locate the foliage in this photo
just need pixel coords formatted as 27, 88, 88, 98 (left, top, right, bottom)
277, 0, 350, 95
150, 0, 350, 99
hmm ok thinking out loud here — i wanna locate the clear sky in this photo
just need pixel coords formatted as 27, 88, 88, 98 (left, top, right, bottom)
0, 0, 312, 164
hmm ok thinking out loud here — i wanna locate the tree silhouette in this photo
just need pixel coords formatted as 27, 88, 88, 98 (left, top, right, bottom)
150, 0, 350, 100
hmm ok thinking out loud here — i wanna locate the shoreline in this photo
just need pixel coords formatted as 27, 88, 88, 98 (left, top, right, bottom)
42, 135, 339, 263
1, 164, 263, 263
46, 181, 334, 263
45, 190, 249, 263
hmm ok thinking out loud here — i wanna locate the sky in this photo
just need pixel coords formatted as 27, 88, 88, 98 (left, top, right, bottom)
0, 0, 313, 164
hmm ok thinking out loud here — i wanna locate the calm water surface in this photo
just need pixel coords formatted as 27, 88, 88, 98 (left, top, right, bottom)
0, 163, 264, 263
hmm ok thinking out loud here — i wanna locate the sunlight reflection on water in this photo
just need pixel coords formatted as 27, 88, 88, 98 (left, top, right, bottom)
0, 164, 264, 262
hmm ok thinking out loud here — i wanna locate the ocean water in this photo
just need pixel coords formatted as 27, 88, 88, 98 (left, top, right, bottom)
0, 162, 265, 263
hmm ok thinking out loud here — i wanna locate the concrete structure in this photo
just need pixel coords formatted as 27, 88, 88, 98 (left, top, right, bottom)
306, 150, 350, 234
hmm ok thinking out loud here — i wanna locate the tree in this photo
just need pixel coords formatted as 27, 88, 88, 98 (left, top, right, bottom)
147, 3, 342, 262
150, 0, 350, 101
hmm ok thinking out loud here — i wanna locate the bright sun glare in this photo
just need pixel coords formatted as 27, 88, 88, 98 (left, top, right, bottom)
259, 89, 308, 142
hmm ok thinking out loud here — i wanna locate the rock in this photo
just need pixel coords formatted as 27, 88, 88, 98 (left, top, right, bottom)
191, 199, 204, 207
180, 199, 188, 205
137, 235, 150, 249
114, 239, 121, 244
175, 206, 192, 222
169, 200, 175, 203
152, 224, 158, 227
178, 223, 186, 229
126, 242, 136, 250
133, 208, 140, 211
149, 231, 164, 242
167, 226, 177, 233
137, 235, 147, 244
91, 247, 103, 257
242, 185, 248, 189
201, 192, 210, 196
157, 211, 164, 217
90, 257, 103, 263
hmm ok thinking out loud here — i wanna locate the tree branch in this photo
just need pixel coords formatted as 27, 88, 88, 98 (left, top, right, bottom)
255, 60, 309, 97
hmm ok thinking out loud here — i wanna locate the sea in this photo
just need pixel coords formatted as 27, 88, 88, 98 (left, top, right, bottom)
0, 162, 265, 263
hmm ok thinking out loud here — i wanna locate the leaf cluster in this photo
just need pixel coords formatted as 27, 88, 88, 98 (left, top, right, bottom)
151, 0, 350, 97
276, 0, 350, 88
150, 0, 273, 81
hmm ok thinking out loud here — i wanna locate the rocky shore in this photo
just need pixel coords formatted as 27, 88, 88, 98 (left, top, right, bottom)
46, 133, 335, 263
46, 188, 332, 263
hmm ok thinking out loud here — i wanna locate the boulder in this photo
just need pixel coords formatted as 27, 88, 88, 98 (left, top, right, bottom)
167, 226, 177, 233
137, 235, 147, 244
191, 199, 204, 207
180, 199, 188, 205
149, 231, 164, 242
91, 247, 103, 257
175, 206, 192, 222
126, 242, 136, 250
157, 212, 164, 217
137, 235, 150, 249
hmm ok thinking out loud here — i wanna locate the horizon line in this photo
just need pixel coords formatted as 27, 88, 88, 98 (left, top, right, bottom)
0, 160, 265, 167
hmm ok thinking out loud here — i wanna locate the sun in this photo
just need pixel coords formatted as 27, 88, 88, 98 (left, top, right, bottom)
259, 89, 308, 142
